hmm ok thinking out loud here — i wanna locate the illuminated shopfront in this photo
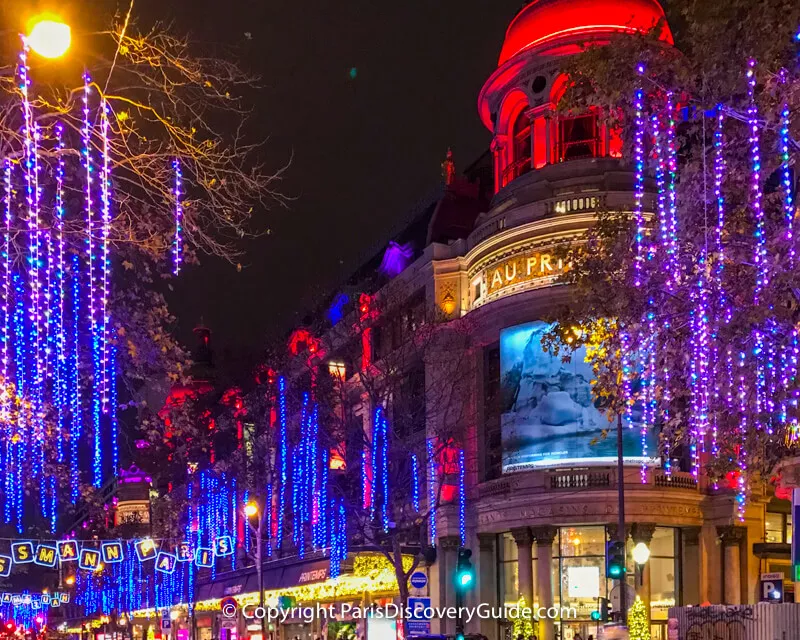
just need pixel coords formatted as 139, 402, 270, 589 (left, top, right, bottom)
497, 527, 678, 637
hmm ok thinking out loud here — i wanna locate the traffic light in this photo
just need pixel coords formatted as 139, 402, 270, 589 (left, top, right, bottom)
606, 540, 626, 579
591, 597, 610, 622
455, 548, 475, 592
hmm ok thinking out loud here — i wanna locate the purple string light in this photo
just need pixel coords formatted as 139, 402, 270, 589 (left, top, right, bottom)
173, 159, 183, 275
736, 350, 748, 521
747, 60, 767, 305
632, 83, 646, 287
780, 105, 794, 267
458, 448, 466, 546
55, 123, 67, 465
664, 93, 680, 291
1, 160, 11, 427
100, 98, 112, 411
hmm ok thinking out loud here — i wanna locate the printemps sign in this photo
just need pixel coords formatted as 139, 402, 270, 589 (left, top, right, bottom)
472, 244, 568, 308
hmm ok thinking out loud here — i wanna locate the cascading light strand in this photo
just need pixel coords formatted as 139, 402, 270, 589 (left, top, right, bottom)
99, 98, 112, 411
410, 452, 420, 512
747, 60, 767, 305
276, 376, 288, 553
427, 438, 437, 544
664, 93, 680, 292
1, 160, 11, 429
55, 123, 67, 465
173, 158, 183, 276
70, 254, 82, 504
632, 79, 646, 287
458, 448, 466, 546
780, 104, 794, 267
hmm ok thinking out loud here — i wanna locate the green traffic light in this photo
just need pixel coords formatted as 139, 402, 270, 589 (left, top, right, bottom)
590, 611, 600, 621
456, 634, 465, 640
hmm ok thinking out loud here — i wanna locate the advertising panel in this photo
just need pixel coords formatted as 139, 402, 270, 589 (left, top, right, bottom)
501, 321, 658, 471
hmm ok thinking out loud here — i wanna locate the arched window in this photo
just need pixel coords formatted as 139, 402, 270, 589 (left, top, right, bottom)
557, 111, 599, 162
503, 110, 532, 184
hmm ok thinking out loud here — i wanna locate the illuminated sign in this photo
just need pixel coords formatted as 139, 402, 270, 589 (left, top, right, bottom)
471, 244, 567, 308
500, 320, 658, 471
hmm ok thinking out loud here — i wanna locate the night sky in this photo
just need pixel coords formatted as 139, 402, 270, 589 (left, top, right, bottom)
138, 0, 525, 354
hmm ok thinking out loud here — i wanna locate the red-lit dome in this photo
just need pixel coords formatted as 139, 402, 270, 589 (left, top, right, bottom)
498, 0, 673, 65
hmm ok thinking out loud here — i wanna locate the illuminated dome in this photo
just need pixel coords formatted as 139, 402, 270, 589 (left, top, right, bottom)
497, 0, 673, 65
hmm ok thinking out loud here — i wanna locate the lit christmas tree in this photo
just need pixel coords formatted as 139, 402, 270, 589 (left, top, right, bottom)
627, 596, 650, 640
512, 596, 533, 640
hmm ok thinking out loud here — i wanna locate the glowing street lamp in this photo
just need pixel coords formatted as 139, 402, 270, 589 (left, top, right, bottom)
26, 18, 72, 59
632, 541, 651, 565
244, 501, 259, 518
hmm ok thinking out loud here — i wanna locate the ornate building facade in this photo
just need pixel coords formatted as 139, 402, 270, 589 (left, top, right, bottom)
291, 2, 787, 639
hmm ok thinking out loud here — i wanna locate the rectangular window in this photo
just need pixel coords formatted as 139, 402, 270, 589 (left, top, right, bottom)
649, 528, 678, 619
558, 114, 599, 162
766, 512, 786, 543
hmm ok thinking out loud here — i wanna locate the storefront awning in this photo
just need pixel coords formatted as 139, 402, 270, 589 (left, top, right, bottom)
197, 558, 331, 600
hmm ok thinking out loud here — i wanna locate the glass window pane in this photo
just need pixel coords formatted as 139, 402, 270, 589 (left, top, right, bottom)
560, 556, 605, 620
650, 527, 676, 557
501, 559, 519, 606
766, 512, 785, 543
560, 526, 606, 557
650, 556, 677, 620
501, 532, 518, 561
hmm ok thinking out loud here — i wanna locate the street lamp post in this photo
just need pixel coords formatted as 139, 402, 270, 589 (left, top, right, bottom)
25, 16, 72, 59
245, 502, 266, 640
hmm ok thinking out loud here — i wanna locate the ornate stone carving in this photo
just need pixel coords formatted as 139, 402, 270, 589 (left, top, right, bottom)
682, 526, 701, 546
632, 523, 657, 544
477, 532, 496, 552
532, 525, 558, 545
606, 524, 631, 541
511, 526, 533, 546
439, 535, 461, 550
717, 525, 746, 545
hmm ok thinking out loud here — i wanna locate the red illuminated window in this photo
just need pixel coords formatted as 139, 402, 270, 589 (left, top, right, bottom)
503, 110, 533, 185
557, 113, 599, 162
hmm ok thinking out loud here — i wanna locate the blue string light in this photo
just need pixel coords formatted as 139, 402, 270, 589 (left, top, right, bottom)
70, 255, 82, 504
277, 376, 288, 553
458, 448, 466, 546
427, 439, 437, 544
411, 453, 420, 512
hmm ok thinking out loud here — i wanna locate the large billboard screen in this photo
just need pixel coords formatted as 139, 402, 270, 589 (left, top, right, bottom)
500, 321, 658, 472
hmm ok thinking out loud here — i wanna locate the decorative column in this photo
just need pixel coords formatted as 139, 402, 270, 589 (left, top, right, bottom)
544, 115, 553, 165
632, 523, 656, 620
681, 527, 701, 605
511, 527, 534, 608
491, 136, 506, 191
718, 526, 745, 604
477, 533, 497, 639
437, 535, 460, 634
532, 526, 557, 640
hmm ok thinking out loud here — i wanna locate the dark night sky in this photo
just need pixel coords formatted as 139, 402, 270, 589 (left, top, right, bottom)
138, 0, 525, 354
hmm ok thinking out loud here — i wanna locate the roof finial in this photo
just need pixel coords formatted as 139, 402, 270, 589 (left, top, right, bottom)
441, 147, 456, 186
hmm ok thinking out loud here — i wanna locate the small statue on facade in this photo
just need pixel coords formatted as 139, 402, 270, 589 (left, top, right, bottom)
441, 147, 456, 185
